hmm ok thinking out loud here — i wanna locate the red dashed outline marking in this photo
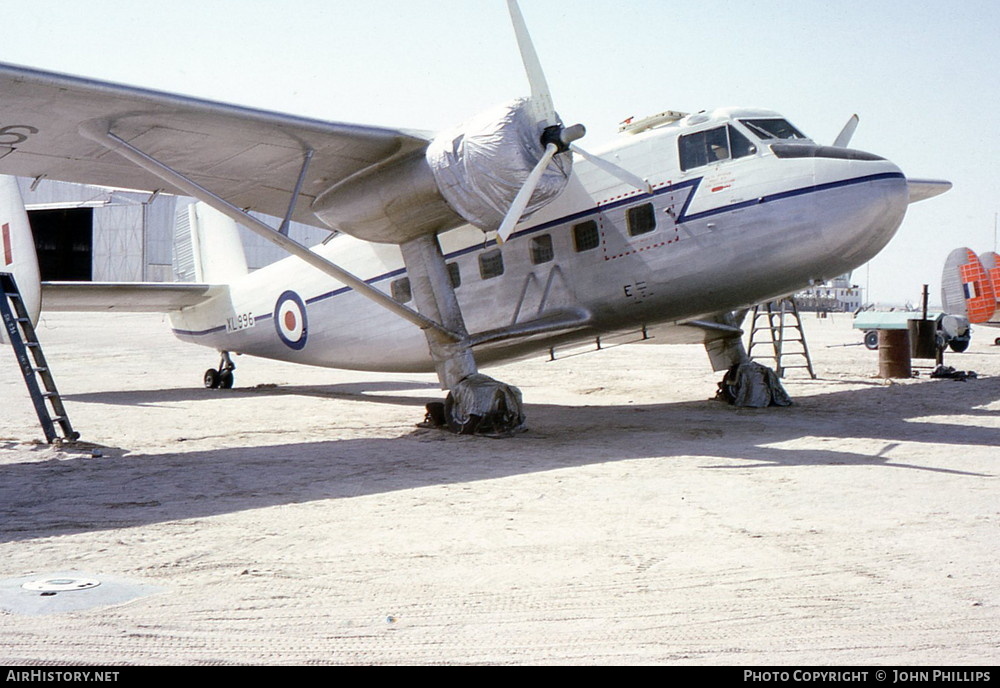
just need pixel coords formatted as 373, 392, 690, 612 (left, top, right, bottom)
596, 181, 682, 261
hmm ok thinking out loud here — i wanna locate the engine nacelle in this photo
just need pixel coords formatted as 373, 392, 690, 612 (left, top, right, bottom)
311, 99, 572, 245
311, 149, 459, 244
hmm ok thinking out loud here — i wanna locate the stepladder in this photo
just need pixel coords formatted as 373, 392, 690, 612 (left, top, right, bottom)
747, 297, 817, 379
1, 272, 79, 443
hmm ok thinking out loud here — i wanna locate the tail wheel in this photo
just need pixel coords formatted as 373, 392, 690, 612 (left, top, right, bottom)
863, 331, 879, 350
204, 369, 221, 389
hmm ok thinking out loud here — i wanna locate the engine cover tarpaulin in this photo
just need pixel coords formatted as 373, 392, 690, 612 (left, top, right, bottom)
426, 98, 572, 232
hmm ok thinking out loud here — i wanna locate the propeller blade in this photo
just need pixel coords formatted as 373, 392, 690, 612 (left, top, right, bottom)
496, 143, 559, 243
833, 114, 859, 148
570, 144, 652, 195
507, 0, 556, 127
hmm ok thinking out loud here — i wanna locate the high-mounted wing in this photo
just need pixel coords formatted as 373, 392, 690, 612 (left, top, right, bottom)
0, 62, 431, 228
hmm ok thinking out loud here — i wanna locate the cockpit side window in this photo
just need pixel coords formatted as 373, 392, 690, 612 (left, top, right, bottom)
739, 118, 807, 140
729, 126, 757, 159
679, 125, 757, 172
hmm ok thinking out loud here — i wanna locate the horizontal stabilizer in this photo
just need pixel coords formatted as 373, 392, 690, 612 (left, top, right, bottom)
907, 178, 951, 203
41, 282, 227, 313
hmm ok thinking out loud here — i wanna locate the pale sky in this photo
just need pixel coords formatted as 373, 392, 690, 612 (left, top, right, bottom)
4, 0, 998, 305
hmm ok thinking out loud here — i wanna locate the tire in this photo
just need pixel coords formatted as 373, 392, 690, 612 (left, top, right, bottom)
948, 338, 970, 353
204, 369, 220, 389
863, 331, 879, 350
443, 393, 482, 435
219, 370, 235, 389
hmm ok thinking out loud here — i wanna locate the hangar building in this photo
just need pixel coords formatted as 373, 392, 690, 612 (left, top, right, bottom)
16, 177, 330, 283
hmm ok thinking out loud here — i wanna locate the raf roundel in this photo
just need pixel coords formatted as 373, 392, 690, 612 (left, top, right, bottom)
274, 291, 308, 350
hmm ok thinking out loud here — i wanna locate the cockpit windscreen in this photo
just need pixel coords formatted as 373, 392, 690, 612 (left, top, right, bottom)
740, 119, 807, 140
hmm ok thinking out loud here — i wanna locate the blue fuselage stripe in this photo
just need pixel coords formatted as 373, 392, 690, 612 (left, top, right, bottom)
171, 171, 904, 338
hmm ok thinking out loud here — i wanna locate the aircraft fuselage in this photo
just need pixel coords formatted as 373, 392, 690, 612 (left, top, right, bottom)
168, 107, 909, 375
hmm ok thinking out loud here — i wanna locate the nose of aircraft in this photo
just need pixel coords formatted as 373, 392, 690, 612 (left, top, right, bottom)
809, 149, 910, 273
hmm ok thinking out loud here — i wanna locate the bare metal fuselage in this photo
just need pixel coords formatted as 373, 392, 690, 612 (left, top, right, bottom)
169, 108, 909, 375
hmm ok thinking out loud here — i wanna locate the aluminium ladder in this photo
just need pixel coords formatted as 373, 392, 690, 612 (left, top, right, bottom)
1, 272, 79, 443
746, 297, 817, 379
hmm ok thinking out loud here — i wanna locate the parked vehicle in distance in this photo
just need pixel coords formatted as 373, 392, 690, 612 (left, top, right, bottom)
853, 310, 971, 352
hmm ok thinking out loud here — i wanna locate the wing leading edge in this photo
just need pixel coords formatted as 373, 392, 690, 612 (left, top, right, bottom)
0, 62, 432, 229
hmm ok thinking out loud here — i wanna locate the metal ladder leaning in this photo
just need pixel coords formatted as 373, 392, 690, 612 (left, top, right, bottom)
1, 272, 79, 443
746, 296, 817, 379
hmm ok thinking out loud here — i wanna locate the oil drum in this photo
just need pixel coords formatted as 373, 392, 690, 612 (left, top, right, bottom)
878, 329, 911, 378
908, 319, 938, 359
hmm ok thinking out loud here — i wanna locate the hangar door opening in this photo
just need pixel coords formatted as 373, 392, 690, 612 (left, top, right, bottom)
28, 208, 93, 281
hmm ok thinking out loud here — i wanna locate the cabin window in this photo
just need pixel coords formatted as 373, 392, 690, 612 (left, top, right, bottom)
626, 203, 656, 236
530, 234, 554, 264
447, 261, 461, 289
479, 249, 504, 280
739, 118, 806, 141
391, 277, 412, 303
573, 220, 600, 252
679, 125, 757, 171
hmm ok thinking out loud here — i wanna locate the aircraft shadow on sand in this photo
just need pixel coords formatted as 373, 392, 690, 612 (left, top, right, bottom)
1, 376, 996, 543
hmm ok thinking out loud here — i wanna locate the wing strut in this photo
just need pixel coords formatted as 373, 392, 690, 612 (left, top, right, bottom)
77, 119, 462, 341
280, 148, 314, 236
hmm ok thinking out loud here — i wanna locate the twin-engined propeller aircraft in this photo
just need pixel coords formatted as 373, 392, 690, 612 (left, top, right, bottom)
0, 1, 950, 434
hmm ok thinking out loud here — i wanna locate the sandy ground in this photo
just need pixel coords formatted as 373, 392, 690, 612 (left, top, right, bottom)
0, 311, 997, 665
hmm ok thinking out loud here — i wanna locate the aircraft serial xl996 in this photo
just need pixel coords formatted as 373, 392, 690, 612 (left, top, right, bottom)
0, 1, 950, 434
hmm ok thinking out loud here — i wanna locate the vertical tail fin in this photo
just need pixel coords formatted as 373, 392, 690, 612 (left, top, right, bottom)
0, 176, 41, 333
941, 247, 999, 323
173, 202, 248, 284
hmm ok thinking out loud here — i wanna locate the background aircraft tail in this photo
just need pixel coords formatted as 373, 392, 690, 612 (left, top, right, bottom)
941, 247, 1000, 323
0, 176, 41, 335
173, 202, 248, 284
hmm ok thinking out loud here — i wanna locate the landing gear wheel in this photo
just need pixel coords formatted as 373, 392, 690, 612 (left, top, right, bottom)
204, 351, 237, 390
948, 338, 970, 353
442, 374, 525, 436
204, 369, 221, 389
864, 330, 879, 350
444, 393, 483, 435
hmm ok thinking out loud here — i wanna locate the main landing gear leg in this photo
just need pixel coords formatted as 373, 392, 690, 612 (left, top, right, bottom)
401, 235, 526, 435
705, 313, 791, 408
204, 351, 236, 390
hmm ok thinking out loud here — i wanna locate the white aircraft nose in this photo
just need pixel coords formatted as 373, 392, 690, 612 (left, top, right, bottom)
810, 151, 909, 272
